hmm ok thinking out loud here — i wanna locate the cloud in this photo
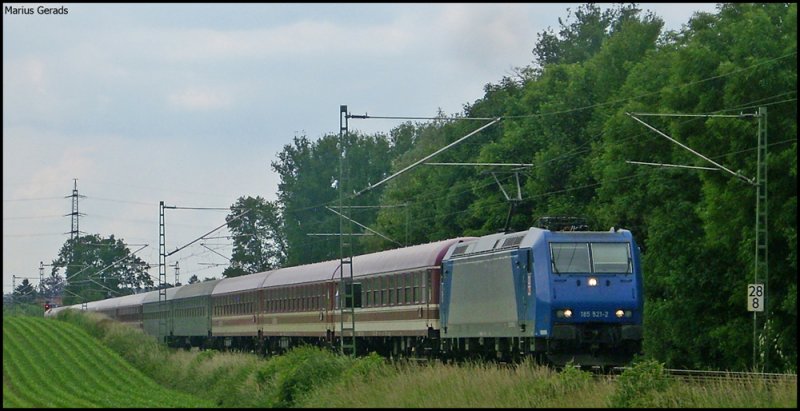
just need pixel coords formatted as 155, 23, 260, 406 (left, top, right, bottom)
167, 87, 234, 111
3, 57, 53, 120
127, 19, 413, 64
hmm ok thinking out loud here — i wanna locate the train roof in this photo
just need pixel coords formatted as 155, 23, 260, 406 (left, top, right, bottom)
262, 260, 339, 287
44, 305, 70, 317
350, 238, 473, 277
142, 287, 181, 304
174, 278, 223, 299
444, 227, 634, 259
206, 237, 476, 292
212, 270, 276, 296
262, 237, 475, 287
110, 290, 155, 308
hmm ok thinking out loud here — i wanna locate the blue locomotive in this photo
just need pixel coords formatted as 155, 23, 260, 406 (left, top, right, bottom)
440, 225, 643, 366
46, 224, 643, 368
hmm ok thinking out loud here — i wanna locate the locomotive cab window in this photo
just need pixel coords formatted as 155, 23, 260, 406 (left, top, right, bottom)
550, 243, 591, 273
550, 242, 631, 274
591, 243, 631, 273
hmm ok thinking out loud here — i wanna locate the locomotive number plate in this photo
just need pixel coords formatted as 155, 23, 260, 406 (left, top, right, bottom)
579, 310, 609, 318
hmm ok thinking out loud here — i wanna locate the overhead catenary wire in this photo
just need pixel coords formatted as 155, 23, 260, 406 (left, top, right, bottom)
355, 117, 503, 196
9, 51, 795, 285
347, 114, 498, 121
165, 208, 249, 258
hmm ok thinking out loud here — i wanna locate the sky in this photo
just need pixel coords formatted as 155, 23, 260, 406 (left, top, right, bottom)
3, 2, 721, 295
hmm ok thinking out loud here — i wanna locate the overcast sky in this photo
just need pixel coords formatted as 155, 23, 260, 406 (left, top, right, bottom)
3, 3, 721, 295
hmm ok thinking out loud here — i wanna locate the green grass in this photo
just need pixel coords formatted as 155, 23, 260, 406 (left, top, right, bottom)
2, 316, 214, 408
5, 310, 797, 408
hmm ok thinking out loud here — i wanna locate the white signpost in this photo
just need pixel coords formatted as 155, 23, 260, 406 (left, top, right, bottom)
747, 283, 764, 312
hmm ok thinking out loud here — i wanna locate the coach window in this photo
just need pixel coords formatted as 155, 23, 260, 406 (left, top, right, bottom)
388, 275, 395, 305
425, 271, 432, 303
364, 278, 371, 307
360, 282, 367, 308
414, 272, 422, 303
395, 275, 402, 305
382, 276, 389, 306
373, 278, 380, 307
405, 273, 412, 304
397, 275, 405, 305
267, 289, 272, 312
269, 290, 273, 313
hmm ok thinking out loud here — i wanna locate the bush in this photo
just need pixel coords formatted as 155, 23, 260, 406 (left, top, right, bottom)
555, 364, 592, 394
609, 359, 672, 407
256, 345, 347, 407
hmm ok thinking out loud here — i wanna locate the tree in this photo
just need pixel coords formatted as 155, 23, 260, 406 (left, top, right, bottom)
223, 196, 287, 277
187, 274, 200, 284
362, 2, 796, 372
52, 234, 152, 305
40, 273, 66, 301
13, 279, 36, 304
272, 132, 393, 265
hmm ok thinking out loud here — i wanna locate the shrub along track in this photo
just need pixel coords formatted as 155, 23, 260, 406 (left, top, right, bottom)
3, 316, 213, 408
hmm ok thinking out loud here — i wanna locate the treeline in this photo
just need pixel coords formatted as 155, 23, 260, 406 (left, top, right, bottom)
231, 4, 796, 372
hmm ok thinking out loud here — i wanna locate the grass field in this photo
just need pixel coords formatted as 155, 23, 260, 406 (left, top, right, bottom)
2, 316, 213, 408
4, 311, 797, 408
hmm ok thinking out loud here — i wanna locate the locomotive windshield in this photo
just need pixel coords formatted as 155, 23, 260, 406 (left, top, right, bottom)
551, 242, 631, 274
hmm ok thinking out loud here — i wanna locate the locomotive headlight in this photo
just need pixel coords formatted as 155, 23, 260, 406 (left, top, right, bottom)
625, 310, 632, 318
588, 277, 598, 287
615, 309, 625, 318
563, 309, 573, 318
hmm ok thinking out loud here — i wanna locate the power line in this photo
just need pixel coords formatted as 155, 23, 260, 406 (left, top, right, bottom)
347, 114, 497, 121
3, 196, 64, 202
354, 117, 503, 195
500, 51, 797, 120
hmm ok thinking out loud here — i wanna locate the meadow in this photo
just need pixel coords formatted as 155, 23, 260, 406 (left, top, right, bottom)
3, 310, 796, 408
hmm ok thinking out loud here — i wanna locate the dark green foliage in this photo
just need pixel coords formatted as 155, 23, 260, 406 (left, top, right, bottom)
52, 234, 152, 305
608, 359, 672, 408
272, 133, 393, 265
224, 195, 287, 277
269, 3, 796, 373
12, 279, 36, 304
255, 345, 387, 408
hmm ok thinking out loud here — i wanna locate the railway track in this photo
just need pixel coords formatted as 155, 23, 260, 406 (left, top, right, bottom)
663, 368, 797, 384
595, 366, 797, 384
